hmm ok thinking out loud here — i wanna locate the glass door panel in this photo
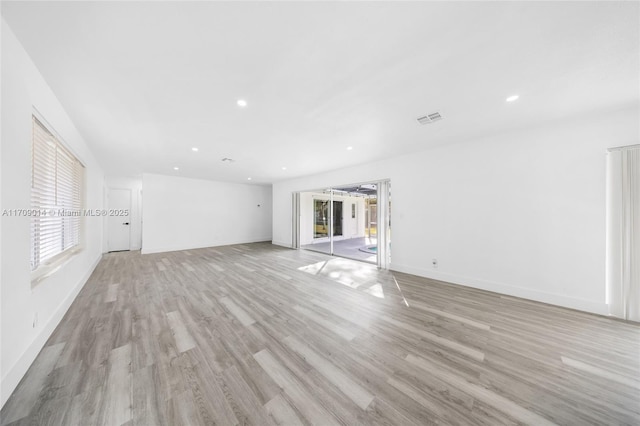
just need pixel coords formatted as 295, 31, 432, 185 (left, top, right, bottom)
314, 199, 329, 238
332, 201, 343, 236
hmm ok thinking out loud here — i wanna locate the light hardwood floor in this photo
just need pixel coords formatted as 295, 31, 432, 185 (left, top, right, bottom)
1, 242, 639, 425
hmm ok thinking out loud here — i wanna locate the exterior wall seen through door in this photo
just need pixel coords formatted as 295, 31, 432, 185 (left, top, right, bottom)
299, 192, 366, 245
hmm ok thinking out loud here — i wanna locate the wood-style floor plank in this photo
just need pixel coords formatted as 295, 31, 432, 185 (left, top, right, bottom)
254, 348, 340, 426
283, 335, 374, 410
264, 393, 304, 426
219, 296, 256, 327
2, 242, 639, 425
98, 343, 132, 426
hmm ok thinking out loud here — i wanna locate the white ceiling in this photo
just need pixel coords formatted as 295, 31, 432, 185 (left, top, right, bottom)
2, 1, 638, 184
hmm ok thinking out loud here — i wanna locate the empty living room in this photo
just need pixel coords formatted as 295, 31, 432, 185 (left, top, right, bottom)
1, 1, 639, 425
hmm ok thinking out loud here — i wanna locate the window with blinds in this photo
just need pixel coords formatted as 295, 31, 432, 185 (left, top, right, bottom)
31, 116, 84, 271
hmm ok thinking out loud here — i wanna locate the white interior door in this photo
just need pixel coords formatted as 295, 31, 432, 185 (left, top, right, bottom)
108, 188, 131, 252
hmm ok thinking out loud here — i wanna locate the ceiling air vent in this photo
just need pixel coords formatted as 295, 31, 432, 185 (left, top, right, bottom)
417, 112, 443, 125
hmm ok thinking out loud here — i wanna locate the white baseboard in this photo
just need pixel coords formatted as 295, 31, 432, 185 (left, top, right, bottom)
271, 240, 292, 248
391, 263, 608, 316
141, 237, 273, 255
0, 254, 102, 409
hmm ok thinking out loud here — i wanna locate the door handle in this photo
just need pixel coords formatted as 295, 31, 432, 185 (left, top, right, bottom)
123, 222, 130, 225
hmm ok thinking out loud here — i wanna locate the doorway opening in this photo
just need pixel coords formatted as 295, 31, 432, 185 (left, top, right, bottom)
297, 181, 390, 268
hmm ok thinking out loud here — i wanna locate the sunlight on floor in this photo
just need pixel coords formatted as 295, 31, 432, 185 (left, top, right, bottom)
297, 258, 415, 303
298, 258, 377, 290
364, 283, 385, 298
393, 275, 410, 307
297, 260, 329, 275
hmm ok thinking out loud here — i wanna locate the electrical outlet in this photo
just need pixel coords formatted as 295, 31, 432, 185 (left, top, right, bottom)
432, 258, 438, 268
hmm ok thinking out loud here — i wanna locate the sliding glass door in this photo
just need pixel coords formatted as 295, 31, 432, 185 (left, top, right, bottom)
298, 181, 390, 268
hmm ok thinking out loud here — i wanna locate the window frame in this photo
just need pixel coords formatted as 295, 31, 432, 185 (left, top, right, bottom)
30, 111, 86, 286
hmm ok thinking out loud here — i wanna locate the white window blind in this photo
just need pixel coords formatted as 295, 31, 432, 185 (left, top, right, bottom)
31, 116, 84, 271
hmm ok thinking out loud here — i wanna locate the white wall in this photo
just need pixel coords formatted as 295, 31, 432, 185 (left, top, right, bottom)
104, 176, 143, 252
1, 19, 104, 408
273, 106, 640, 316
299, 192, 366, 245
142, 173, 272, 254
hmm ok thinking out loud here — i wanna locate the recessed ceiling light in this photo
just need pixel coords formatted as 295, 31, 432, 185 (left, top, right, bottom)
506, 95, 519, 102
282, 166, 287, 170
173, 167, 179, 171
247, 177, 252, 181
191, 147, 199, 152
347, 146, 353, 151
237, 99, 247, 107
